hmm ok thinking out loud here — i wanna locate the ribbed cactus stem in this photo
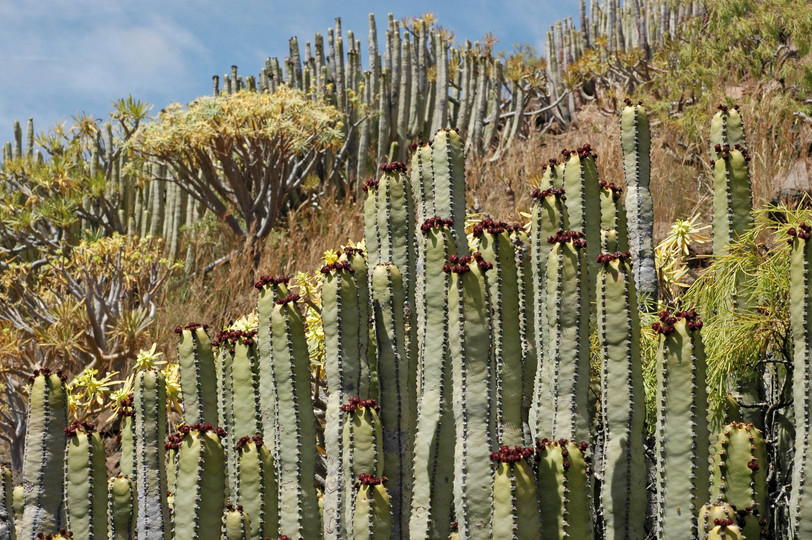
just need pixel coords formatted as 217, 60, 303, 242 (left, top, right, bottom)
653, 309, 711, 539
447, 253, 496, 539
175, 323, 218, 426
133, 368, 170, 540
0, 464, 14, 540
321, 251, 372, 539
536, 439, 594, 540
410, 219, 456, 540
63, 422, 107, 540
271, 294, 321, 538
171, 423, 226, 540
599, 181, 629, 254
789, 222, 812, 535
710, 422, 768, 539
341, 398, 383, 534
491, 446, 540, 539
428, 129, 468, 253
371, 263, 412, 538
561, 145, 601, 293
107, 475, 136, 540
221, 504, 251, 540
352, 476, 392, 540
712, 143, 753, 256
236, 435, 277, 540
12, 485, 22, 540
473, 219, 525, 446
20, 369, 68, 538
596, 253, 645, 539
540, 231, 591, 441
710, 104, 747, 160
620, 99, 656, 308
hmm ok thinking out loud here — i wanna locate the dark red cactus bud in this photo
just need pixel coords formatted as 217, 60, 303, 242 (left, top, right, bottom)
547, 229, 586, 248
451, 521, 459, 532
747, 459, 760, 471
531, 187, 566, 201
320, 260, 355, 274
420, 216, 454, 235
380, 161, 408, 174
276, 293, 300, 305
254, 274, 290, 290
355, 473, 388, 487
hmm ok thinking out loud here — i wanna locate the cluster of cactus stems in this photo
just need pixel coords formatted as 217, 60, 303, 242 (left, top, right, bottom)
12, 103, 811, 539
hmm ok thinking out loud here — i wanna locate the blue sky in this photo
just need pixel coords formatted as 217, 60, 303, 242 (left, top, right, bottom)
0, 1, 577, 145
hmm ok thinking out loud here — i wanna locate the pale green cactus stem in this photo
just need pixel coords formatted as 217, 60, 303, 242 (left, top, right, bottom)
236, 435, 277, 540
620, 99, 656, 309
12, 485, 22, 540
175, 323, 218, 426
653, 309, 711, 540
164, 434, 178, 510
171, 423, 226, 540
536, 439, 594, 540
341, 398, 383, 536
63, 422, 107, 540
788, 222, 812, 535
370, 263, 412, 538
271, 293, 321, 538
491, 446, 540, 539
221, 504, 251, 540
409, 218, 456, 540
428, 129, 468, 253
707, 523, 743, 540
1, 464, 15, 540
472, 219, 525, 446
698, 500, 737, 539
596, 253, 645, 540
710, 104, 747, 160
539, 231, 591, 442
598, 181, 629, 254
448, 253, 496, 539
352, 476, 392, 540
511, 226, 536, 444
20, 369, 68, 539
709, 422, 768, 539
712, 143, 753, 256
108, 475, 136, 540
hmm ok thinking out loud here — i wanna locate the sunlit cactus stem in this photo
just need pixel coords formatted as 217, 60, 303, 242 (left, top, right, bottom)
653, 309, 711, 539
341, 398, 383, 534
20, 369, 68, 539
0, 464, 14, 540
698, 501, 737, 539
175, 323, 218, 426
236, 435, 278, 540
352, 475, 392, 540
221, 504, 251, 540
561, 145, 601, 296
63, 421, 107, 540
710, 104, 747, 160
598, 180, 629, 254
536, 439, 594, 540
491, 446, 540, 539
712, 143, 753, 256
107, 475, 136, 540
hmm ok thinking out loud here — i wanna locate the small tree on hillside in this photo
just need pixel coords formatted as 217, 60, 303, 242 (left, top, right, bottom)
128, 87, 344, 252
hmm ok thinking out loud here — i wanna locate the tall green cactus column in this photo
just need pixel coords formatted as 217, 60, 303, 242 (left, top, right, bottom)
175, 323, 218, 426
653, 309, 711, 539
20, 368, 68, 539
536, 439, 593, 540
410, 218, 456, 540
596, 252, 645, 539
107, 475, 136, 540
352, 475, 392, 540
1, 464, 15, 540
427, 128, 468, 253
63, 421, 107, 540
473, 219, 524, 446
271, 293, 321, 538
171, 423, 227, 540
712, 143, 753, 255
598, 181, 629, 254
491, 446, 540, 539
709, 422, 768, 539
561, 145, 601, 295
221, 504, 251, 540
620, 99, 656, 308
341, 398, 383, 533
789, 223, 812, 535
321, 256, 372, 539
236, 435, 278, 540
538, 231, 591, 442
371, 263, 412, 538
447, 253, 496, 539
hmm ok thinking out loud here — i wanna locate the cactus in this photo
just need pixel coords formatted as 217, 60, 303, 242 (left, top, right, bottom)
561, 145, 601, 291
171, 423, 227, 540
340, 398, 383, 534
536, 439, 593, 540
370, 263, 412, 537
221, 504, 251, 540
598, 181, 629, 254
1, 465, 14, 540
409, 218, 456, 540
619, 99, 657, 308
117, 397, 135, 479
707, 523, 744, 540
63, 422, 107, 540
270, 293, 321, 538
709, 422, 768, 539
653, 309, 711, 539
710, 104, 747, 160
236, 435, 277, 540
423, 129, 468, 253
788, 222, 812, 535
698, 500, 737, 539
712, 143, 753, 256
491, 446, 540, 539
175, 323, 218, 426
538, 231, 591, 442
447, 253, 496, 539
352, 475, 392, 540
133, 368, 170, 540
107, 475, 136, 540
20, 369, 68, 539
596, 252, 645, 539
12, 486, 21, 540
473, 219, 525, 446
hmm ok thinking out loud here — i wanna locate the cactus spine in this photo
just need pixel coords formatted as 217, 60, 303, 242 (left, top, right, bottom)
653, 309, 711, 539
175, 323, 218, 426
1, 465, 14, 540
620, 100, 656, 308
536, 439, 593, 540
63, 422, 107, 539
20, 369, 68, 539
352, 476, 392, 540
107, 475, 136, 540
447, 253, 496, 539
236, 435, 277, 540
491, 446, 540, 539
596, 253, 645, 539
